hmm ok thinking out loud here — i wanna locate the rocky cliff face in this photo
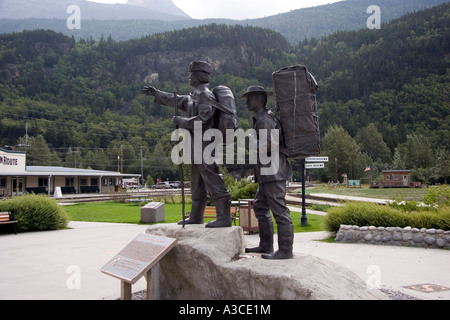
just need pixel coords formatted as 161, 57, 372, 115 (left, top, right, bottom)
123, 44, 260, 83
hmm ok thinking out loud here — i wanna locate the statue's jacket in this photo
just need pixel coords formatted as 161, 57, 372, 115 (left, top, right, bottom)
154, 84, 216, 131
252, 107, 292, 183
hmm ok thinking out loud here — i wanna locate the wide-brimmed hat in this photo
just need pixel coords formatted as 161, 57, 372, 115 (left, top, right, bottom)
189, 61, 213, 74
241, 86, 273, 99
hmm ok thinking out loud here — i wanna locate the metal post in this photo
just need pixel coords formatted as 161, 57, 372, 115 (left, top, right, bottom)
121, 281, 132, 300
174, 90, 186, 228
146, 269, 152, 300
301, 158, 308, 226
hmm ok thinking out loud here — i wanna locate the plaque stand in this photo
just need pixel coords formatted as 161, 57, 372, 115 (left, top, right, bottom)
101, 233, 177, 300
120, 269, 152, 300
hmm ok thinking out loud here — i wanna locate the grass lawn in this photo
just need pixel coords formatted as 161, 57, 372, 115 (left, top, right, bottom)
65, 202, 192, 225
64, 201, 326, 233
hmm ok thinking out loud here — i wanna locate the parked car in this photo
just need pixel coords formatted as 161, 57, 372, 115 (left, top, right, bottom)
169, 181, 181, 188
154, 182, 171, 189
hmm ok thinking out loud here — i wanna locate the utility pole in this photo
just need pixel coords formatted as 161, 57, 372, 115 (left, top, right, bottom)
120, 144, 123, 174
335, 157, 338, 182
140, 146, 144, 188
25, 122, 28, 148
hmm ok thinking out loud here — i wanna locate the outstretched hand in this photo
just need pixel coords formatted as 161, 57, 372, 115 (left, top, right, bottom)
173, 116, 188, 129
142, 86, 157, 96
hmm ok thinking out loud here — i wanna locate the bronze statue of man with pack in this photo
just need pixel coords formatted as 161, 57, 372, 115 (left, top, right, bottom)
244, 65, 320, 259
143, 61, 236, 228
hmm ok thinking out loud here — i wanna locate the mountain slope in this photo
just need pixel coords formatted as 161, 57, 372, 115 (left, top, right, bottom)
0, 5, 448, 181
0, 0, 190, 21
0, 0, 448, 43
249, 0, 450, 44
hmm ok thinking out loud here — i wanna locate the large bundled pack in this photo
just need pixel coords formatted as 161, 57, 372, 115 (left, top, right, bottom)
212, 85, 238, 137
272, 65, 321, 158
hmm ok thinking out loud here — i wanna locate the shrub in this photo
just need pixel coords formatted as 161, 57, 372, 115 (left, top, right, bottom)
324, 201, 450, 233
228, 179, 258, 201
408, 206, 450, 230
324, 202, 408, 232
424, 185, 450, 207
0, 194, 69, 232
388, 200, 427, 212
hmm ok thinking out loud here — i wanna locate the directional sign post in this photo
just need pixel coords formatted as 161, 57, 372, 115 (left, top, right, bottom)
305, 163, 325, 169
300, 156, 328, 227
306, 157, 329, 162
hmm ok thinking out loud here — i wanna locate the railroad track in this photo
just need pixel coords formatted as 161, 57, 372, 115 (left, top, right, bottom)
57, 189, 192, 203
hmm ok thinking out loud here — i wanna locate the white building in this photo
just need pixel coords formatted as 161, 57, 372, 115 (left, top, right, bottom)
0, 148, 140, 197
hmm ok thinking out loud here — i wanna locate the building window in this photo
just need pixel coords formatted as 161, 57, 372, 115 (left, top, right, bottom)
38, 177, 48, 187
91, 178, 98, 186
0, 177, 6, 188
66, 178, 74, 186
80, 178, 87, 186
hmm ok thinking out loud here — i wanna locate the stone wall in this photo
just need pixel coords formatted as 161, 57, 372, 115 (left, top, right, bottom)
335, 225, 450, 249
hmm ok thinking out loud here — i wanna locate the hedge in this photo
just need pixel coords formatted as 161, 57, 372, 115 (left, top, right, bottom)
324, 202, 450, 233
0, 194, 69, 232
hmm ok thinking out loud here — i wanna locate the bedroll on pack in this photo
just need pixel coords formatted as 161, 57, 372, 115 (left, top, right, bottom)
272, 65, 321, 158
211, 85, 238, 141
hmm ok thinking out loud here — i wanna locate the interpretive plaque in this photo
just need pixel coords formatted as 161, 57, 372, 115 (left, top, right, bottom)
101, 233, 177, 285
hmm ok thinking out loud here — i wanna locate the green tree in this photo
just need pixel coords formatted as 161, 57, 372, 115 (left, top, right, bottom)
16, 134, 61, 166
356, 123, 391, 164
392, 133, 434, 170
321, 125, 364, 181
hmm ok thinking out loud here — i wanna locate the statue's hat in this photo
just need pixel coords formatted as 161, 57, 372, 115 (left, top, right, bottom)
241, 86, 273, 99
189, 61, 213, 74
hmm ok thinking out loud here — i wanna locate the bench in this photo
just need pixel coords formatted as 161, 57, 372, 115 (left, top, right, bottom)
61, 186, 77, 194
0, 212, 17, 234
80, 186, 99, 193
25, 187, 47, 194
126, 199, 153, 207
203, 206, 239, 225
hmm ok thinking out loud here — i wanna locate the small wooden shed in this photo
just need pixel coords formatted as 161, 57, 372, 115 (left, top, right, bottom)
380, 170, 418, 188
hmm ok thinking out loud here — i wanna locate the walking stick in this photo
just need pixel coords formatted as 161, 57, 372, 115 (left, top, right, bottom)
174, 90, 186, 228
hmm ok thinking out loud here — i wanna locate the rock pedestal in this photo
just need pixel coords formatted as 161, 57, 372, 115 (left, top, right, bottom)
146, 224, 386, 300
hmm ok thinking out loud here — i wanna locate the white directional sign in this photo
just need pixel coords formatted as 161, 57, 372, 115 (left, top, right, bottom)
306, 157, 329, 162
305, 163, 325, 169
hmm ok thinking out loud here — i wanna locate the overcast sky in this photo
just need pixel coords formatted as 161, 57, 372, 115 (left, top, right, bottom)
89, 0, 341, 20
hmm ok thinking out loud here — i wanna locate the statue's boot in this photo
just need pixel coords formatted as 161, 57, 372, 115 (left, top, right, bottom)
178, 200, 206, 225
205, 195, 232, 228
245, 220, 274, 254
262, 224, 294, 260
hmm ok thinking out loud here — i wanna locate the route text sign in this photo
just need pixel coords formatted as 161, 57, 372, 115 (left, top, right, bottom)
101, 233, 177, 284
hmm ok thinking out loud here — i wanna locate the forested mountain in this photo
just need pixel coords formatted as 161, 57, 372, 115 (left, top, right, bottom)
0, 3, 449, 183
0, 0, 189, 20
250, 0, 450, 44
0, 0, 448, 44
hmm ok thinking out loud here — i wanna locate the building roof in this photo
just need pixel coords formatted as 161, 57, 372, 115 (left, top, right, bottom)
3, 166, 140, 177
1, 148, 140, 178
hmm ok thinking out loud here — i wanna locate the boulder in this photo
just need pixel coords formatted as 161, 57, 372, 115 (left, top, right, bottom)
146, 224, 387, 300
